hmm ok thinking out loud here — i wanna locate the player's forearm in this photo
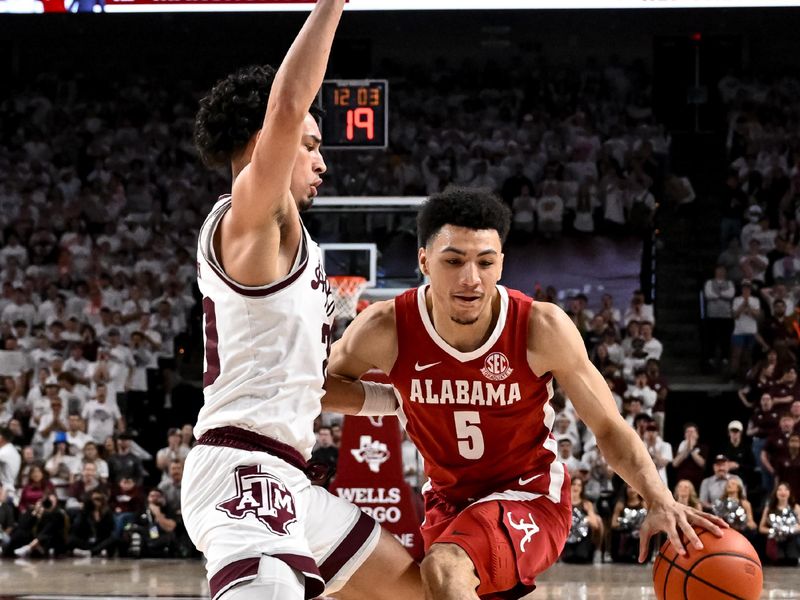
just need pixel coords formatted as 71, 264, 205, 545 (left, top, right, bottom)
268, 0, 345, 120
322, 376, 398, 416
596, 426, 672, 506
321, 375, 366, 415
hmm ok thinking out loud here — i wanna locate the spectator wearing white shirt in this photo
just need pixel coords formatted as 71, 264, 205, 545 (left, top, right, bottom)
602, 175, 627, 233
511, 185, 536, 235
552, 411, 581, 451
643, 421, 673, 486
557, 438, 581, 474
121, 286, 151, 326
623, 289, 655, 327
625, 369, 658, 414
0, 233, 29, 268
0, 427, 21, 498
155, 281, 195, 326
731, 280, 762, 380
35, 392, 69, 459
92, 307, 115, 340
772, 252, 800, 286
123, 330, 156, 435
155, 428, 190, 484
597, 293, 622, 332
703, 265, 736, 369
622, 337, 649, 382
61, 317, 83, 344
0, 336, 32, 379
151, 301, 181, 406
11, 320, 35, 352
639, 321, 663, 361
36, 290, 65, 327
77, 441, 109, 481
536, 182, 564, 238
57, 372, 91, 416
97, 273, 123, 312
1, 287, 36, 329
28, 332, 57, 374
622, 397, 649, 432
572, 183, 596, 234
739, 238, 769, 285
105, 329, 135, 410
63, 344, 91, 384
82, 383, 124, 445
64, 414, 91, 457
740, 205, 765, 250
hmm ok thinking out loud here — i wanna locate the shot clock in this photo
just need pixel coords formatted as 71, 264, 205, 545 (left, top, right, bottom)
319, 80, 388, 149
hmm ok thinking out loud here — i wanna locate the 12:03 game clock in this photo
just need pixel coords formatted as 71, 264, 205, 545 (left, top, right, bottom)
319, 80, 388, 149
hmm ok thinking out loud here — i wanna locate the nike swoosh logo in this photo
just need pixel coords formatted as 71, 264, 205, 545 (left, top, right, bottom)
519, 474, 543, 486
415, 361, 442, 372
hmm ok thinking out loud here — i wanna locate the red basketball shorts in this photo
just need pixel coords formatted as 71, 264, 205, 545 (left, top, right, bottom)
421, 491, 571, 600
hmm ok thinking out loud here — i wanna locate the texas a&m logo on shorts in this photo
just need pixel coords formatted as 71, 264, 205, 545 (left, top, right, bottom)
216, 465, 297, 535
480, 352, 514, 381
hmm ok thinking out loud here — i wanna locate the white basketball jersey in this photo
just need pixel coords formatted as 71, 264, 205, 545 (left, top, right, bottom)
195, 196, 335, 459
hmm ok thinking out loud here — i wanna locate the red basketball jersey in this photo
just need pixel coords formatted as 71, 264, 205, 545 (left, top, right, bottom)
389, 285, 567, 506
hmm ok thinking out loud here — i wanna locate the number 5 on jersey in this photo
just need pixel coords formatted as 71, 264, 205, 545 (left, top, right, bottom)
454, 411, 484, 459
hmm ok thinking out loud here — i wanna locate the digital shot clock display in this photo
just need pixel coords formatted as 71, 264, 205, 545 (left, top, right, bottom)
319, 80, 388, 149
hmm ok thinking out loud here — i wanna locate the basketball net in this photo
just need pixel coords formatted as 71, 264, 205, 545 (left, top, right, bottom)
329, 275, 368, 321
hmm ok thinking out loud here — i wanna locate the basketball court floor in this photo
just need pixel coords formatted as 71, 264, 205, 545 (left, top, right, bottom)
0, 558, 797, 599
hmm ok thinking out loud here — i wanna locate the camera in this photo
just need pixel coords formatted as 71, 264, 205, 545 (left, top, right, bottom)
42, 498, 53, 510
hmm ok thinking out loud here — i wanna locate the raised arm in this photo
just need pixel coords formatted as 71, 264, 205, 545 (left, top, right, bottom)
217, 0, 345, 285
235, 0, 344, 220
322, 300, 400, 415
527, 302, 726, 561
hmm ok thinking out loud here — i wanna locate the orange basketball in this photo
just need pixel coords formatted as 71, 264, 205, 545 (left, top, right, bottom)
652, 527, 762, 599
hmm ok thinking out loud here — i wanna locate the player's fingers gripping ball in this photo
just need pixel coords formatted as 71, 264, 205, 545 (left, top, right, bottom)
652, 526, 762, 599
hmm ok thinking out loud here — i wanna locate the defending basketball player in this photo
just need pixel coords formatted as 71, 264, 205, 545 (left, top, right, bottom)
181, 2, 422, 599
323, 187, 729, 600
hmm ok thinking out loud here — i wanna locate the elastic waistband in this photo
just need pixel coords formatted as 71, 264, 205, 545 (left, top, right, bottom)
197, 426, 307, 472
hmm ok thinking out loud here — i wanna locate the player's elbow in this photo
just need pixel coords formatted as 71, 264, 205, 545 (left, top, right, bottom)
267, 93, 309, 124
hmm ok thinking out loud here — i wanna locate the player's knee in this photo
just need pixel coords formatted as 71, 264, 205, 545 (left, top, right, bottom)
421, 543, 474, 577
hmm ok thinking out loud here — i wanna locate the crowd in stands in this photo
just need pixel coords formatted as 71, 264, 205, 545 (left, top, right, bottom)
319, 56, 695, 239
689, 72, 800, 566
0, 72, 212, 558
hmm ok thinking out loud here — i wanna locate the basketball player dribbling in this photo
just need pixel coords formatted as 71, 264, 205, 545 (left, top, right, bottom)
180, 2, 422, 599
323, 187, 729, 600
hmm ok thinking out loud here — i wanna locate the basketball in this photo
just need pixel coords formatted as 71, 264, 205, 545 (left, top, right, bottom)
652, 527, 762, 599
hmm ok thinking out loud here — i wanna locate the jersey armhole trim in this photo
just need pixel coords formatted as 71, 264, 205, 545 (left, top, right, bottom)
200, 199, 309, 298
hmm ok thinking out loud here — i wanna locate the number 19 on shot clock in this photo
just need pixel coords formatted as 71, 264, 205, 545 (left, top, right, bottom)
319, 80, 388, 149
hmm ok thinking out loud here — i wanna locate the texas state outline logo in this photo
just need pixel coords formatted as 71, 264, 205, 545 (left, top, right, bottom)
216, 465, 297, 535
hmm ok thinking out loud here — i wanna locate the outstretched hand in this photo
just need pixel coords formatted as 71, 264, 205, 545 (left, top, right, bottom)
638, 498, 729, 563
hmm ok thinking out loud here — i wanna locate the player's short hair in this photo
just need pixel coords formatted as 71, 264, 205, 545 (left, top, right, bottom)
194, 64, 322, 167
416, 186, 511, 248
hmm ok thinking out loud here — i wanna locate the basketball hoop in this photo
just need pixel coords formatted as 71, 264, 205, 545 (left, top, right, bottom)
329, 275, 369, 321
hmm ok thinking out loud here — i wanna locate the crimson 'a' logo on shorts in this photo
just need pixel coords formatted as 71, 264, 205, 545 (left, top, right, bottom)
216, 465, 297, 536
480, 352, 514, 381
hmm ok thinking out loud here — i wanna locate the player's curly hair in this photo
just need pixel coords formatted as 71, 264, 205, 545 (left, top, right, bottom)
417, 186, 511, 248
194, 64, 322, 167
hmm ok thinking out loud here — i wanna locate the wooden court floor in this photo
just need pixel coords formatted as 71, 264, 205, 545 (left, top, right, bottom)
0, 558, 798, 599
